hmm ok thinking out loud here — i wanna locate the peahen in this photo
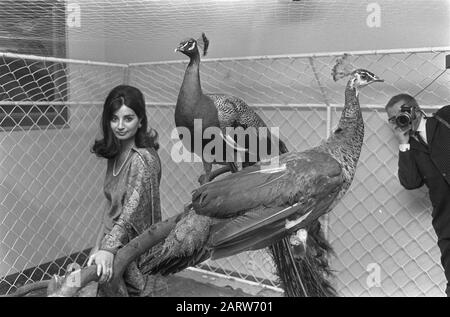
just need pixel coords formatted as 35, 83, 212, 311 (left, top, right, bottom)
143, 60, 383, 296
174, 33, 337, 296
174, 33, 288, 185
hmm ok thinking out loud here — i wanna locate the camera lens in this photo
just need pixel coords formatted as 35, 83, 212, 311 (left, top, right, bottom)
396, 113, 411, 128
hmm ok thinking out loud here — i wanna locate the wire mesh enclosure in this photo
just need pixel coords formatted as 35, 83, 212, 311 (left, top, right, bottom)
1, 46, 449, 296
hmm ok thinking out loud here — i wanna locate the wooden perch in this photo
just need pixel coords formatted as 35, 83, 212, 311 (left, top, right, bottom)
5, 214, 180, 297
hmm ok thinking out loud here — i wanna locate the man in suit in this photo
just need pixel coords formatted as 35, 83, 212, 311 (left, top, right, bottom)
386, 93, 450, 296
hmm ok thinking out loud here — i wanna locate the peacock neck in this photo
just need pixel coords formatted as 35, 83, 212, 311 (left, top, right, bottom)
322, 83, 364, 185
178, 53, 203, 106
337, 83, 362, 130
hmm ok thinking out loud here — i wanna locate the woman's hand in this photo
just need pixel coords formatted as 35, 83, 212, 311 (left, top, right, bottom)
87, 250, 115, 283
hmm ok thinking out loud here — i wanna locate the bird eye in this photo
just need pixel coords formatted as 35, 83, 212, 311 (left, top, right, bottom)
360, 74, 368, 80
186, 41, 196, 50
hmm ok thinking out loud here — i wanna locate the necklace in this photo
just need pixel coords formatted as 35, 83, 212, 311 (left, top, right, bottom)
113, 147, 132, 177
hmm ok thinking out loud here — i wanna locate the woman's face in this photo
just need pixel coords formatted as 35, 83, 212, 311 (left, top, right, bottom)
110, 104, 141, 142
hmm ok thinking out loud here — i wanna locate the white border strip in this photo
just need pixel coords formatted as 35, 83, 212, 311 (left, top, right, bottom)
0, 52, 128, 68
129, 46, 450, 67
143, 102, 445, 111
3, 46, 449, 68
2, 101, 441, 111
0, 101, 104, 106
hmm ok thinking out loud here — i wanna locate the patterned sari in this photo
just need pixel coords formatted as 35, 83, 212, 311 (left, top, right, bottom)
85, 146, 167, 297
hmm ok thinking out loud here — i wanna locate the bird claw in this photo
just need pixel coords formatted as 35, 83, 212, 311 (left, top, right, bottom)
47, 274, 80, 297
289, 229, 308, 260
198, 173, 210, 185
47, 274, 64, 296
289, 229, 308, 247
183, 202, 192, 212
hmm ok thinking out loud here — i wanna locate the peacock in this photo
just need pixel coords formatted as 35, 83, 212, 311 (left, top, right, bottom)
174, 33, 288, 185
143, 58, 383, 296
174, 33, 338, 297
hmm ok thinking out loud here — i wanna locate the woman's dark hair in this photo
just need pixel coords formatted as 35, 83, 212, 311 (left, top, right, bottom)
92, 85, 159, 159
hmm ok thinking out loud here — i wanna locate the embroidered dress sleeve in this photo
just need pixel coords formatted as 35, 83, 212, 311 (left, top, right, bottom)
100, 151, 160, 254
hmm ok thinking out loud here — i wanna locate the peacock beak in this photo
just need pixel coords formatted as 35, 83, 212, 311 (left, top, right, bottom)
373, 76, 384, 83
175, 44, 184, 53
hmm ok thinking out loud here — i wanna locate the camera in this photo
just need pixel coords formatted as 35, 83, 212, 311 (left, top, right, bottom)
395, 104, 415, 128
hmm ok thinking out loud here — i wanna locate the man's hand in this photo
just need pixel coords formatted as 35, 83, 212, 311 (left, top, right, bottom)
390, 123, 410, 145
87, 250, 114, 283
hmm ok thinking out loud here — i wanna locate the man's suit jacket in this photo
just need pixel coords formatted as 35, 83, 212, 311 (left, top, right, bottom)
398, 105, 450, 238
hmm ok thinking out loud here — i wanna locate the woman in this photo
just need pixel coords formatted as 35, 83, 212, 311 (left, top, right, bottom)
88, 85, 165, 297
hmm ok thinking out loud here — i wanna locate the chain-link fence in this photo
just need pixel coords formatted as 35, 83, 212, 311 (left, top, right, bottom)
1, 47, 450, 296
0, 53, 126, 294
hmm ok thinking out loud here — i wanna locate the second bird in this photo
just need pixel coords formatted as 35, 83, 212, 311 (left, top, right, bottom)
174, 33, 288, 184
